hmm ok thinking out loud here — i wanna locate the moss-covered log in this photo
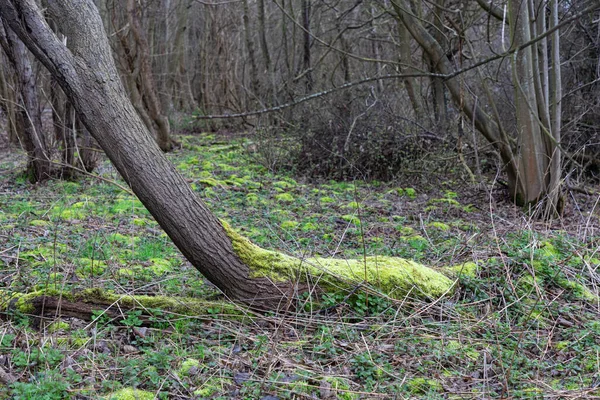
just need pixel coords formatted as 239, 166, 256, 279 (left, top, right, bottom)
223, 221, 459, 300
0, 288, 245, 323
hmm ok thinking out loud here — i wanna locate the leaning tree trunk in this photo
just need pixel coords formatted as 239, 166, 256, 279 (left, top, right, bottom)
0, 0, 289, 309
0, 0, 454, 311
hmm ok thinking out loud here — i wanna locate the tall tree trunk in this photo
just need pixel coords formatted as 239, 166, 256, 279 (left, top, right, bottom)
547, 0, 563, 217
0, 20, 51, 182
50, 80, 75, 178
0, 54, 18, 144
301, 0, 313, 91
396, 19, 424, 120
171, 0, 195, 111
126, 0, 172, 152
257, 0, 272, 103
391, 0, 566, 216
242, 0, 259, 96
430, 0, 448, 130
508, 0, 562, 212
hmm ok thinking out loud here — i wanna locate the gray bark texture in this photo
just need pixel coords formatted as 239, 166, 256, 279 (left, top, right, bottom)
0, 18, 50, 181
0, 0, 291, 310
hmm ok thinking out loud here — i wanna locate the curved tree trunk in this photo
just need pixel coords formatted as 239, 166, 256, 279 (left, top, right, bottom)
0, 0, 285, 309
0, 0, 454, 310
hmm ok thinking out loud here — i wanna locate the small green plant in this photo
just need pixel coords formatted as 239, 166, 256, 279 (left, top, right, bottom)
350, 352, 390, 387
12, 347, 64, 370
122, 310, 143, 328
321, 292, 391, 316
10, 371, 70, 400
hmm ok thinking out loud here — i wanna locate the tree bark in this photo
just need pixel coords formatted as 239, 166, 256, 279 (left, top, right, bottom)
396, 17, 424, 120
0, 52, 18, 144
426, 0, 448, 130
126, 0, 172, 152
508, 0, 561, 211
242, 0, 259, 96
0, 19, 51, 182
301, 0, 313, 91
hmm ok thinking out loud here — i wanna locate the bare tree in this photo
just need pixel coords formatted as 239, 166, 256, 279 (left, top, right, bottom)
0, 20, 51, 182
389, 0, 575, 217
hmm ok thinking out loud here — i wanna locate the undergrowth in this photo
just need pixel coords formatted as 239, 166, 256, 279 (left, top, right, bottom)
0, 133, 599, 399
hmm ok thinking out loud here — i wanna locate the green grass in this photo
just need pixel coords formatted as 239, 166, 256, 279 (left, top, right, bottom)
0, 133, 599, 398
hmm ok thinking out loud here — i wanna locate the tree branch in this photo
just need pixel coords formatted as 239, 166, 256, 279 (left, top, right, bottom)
193, 72, 442, 119
475, 0, 507, 23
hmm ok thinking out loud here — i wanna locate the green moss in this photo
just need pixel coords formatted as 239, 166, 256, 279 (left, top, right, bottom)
3, 288, 244, 320
72, 201, 95, 209
194, 378, 229, 397
132, 218, 148, 227
280, 220, 299, 230
107, 233, 134, 244
444, 262, 478, 278
301, 222, 318, 231
117, 268, 136, 277
322, 377, 359, 400
76, 288, 244, 317
47, 320, 70, 333
428, 221, 450, 231
47, 272, 64, 283
54, 208, 87, 220
246, 193, 259, 204
275, 193, 294, 203
222, 221, 454, 299
310, 256, 453, 298
406, 377, 442, 394
179, 358, 200, 376
344, 201, 360, 209
341, 214, 360, 226
446, 340, 479, 360
395, 226, 414, 235
76, 258, 107, 278
0, 288, 71, 313
55, 337, 88, 349
404, 235, 428, 250
148, 258, 174, 275
111, 198, 146, 215
404, 188, 416, 198
198, 178, 224, 187
104, 388, 155, 400
273, 180, 295, 189
560, 279, 597, 301
539, 241, 560, 258
30, 219, 50, 227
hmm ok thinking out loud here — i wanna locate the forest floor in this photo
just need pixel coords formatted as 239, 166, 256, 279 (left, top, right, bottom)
1, 132, 600, 399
